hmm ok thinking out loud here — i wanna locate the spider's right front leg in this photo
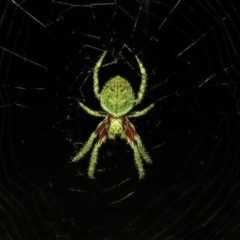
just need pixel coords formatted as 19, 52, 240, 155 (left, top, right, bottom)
88, 136, 106, 178
72, 132, 97, 162
72, 116, 110, 178
88, 116, 110, 178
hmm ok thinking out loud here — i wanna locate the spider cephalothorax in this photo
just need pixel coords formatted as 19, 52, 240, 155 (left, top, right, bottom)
72, 51, 154, 179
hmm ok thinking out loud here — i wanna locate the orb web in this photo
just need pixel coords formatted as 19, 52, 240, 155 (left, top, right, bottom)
0, 0, 240, 239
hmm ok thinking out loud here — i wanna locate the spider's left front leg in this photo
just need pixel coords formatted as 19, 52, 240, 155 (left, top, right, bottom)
124, 118, 152, 179
129, 142, 145, 179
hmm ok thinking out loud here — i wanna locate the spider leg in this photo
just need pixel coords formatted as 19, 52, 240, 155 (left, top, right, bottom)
88, 116, 110, 178
129, 142, 145, 179
128, 103, 154, 118
79, 102, 106, 117
88, 136, 106, 179
72, 116, 110, 178
135, 135, 152, 164
135, 55, 147, 105
93, 51, 107, 99
72, 132, 98, 162
124, 117, 152, 178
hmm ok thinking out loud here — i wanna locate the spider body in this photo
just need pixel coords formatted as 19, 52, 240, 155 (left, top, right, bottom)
72, 51, 154, 179
100, 76, 135, 116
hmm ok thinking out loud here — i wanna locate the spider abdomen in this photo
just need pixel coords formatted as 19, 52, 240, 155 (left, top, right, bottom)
100, 76, 135, 116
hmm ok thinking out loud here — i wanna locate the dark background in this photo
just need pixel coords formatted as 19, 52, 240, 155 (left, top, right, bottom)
1, 0, 240, 239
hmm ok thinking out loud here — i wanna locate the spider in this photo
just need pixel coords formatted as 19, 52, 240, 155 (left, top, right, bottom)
72, 51, 154, 179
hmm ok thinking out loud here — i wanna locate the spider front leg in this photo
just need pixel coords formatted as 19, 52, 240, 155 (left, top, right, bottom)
72, 132, 98, 162
129, 143, 145, 179
88, 137, 106, 178
124, 118, 152, 178
72, 132, 105, 178
72, 116, 109, 178
135, 135, 152, 164
88, 117, 109, 178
